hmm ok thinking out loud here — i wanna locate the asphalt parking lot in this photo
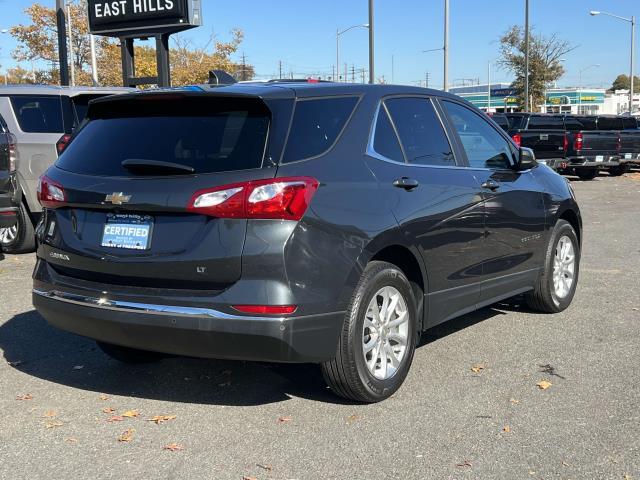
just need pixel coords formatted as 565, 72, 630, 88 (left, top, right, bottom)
1, 172, 639, 480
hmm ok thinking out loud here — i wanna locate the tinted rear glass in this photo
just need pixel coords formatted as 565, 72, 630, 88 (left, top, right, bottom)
282, 96, 359, 163
491, 114, 510, 130
71, 95, 109, 127
506, 115, 525, 129
10, 96, 64, 133
573, 116, 597, 130
622, 117, 638, 129
597, 117, 624, 130
57, 98, 270, 176
527, 116, 564, 129
373, 107, 404, 162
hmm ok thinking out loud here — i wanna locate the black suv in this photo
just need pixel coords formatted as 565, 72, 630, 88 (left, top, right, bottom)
33, 83, 582, 402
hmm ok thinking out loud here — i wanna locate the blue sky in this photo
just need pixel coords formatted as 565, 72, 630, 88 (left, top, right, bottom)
0, 0, 638, 88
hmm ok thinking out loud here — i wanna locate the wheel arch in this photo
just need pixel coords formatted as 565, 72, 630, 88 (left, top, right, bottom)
558, 207, 582, 246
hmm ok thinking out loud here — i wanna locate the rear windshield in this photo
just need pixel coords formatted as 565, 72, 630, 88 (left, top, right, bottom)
10, 95, 64, 133
505, 115, 525, 129
622, 117, 638, 129
597, 117, 624, 130
491, 114, 510, 130
56, 97, 270, 176
71, 95, 110, 127
573, 116, 597, 130
282, 96, 359, 163
527, 116, 564, 129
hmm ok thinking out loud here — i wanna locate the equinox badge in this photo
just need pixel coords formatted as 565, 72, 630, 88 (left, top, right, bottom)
105, 192, 131, 205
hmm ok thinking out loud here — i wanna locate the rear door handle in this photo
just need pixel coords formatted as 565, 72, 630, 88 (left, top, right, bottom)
393, 177, 419, 190
481, 180, 501, 191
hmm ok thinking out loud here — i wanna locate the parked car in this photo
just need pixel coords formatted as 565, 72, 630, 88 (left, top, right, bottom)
0, 85, 133, 254
0, 113, 20, 257
32, 83, 582, 402
507, 113, 620, 180
595, 115, 640, 175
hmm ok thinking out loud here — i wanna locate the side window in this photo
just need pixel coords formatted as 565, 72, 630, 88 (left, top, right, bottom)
442, 101, 514, 170
384, 97, 455, 166
372, 106, 404, 162
282, 96, 359, 163
9, 96, 64, 133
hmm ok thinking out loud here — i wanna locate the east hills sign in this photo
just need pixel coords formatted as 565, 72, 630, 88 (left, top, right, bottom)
88, 0, 202, 36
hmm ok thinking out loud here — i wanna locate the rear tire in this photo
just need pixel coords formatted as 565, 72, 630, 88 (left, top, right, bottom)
575, 168, 598, 180
608, 165, 630, 177
0, 202, 35, 254
321, 261, 418, 403
525, 219, 580, 313
97, 341, 164, 364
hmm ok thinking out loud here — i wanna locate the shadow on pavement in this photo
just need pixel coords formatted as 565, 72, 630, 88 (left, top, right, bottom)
1, 303, 513, 406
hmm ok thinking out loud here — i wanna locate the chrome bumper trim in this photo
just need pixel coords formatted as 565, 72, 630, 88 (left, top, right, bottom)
32, 288, 285, 322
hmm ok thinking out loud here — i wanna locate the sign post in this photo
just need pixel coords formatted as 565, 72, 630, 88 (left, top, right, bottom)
56, 0, 70, 86
87, 0, 202, 88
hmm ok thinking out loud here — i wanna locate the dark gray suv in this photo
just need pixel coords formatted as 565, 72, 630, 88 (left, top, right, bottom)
32, 83, 582, 402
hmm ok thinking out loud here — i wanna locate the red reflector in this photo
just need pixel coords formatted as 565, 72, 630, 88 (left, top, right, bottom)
232, 305, 298, 315
37, 175, 66, 208
512, 133, 522, 148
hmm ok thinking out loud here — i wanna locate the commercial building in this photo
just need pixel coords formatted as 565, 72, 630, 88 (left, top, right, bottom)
450, 84, 639, 115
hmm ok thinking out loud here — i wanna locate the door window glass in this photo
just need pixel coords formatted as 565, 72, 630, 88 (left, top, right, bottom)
443, 101, 514, 169
372, 106, 404, 162
10, 96, 64, 133
385, 97, 454, 166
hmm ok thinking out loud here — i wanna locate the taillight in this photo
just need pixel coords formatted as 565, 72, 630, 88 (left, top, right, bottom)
563, 133, 569, 153
232, 305, 298, 315
187, 177, 319, 221
512, 133, 522, 148
56, 134, 72, 155
574, 132, 583, 152
37, 175, 66, 208
7, 133, 17, 172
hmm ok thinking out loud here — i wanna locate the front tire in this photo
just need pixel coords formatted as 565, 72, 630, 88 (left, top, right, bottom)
97, 341, 164, 364
575, 168, 598, 180
322, 261, 418, 403
526, 220, 580, 313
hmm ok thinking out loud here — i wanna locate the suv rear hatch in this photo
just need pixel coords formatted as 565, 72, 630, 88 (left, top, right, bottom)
40, 92, 292, 291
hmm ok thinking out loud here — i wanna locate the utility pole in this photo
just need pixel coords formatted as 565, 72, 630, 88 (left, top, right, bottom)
524, 0, 530, 111
360, 68, 366, 84
56, 0, 69, 86
241, 52, 247, 81
425, 71, 430, 88
368, 0, 375, 83
278, 60, 283, 79
487, 61, 491, 111
443, 0, 449, 91
67, 3, 75, 87
391, 54, 395, 84
351, 64, 356, 83
631, 16, 636, 112
344, 63, 348, 83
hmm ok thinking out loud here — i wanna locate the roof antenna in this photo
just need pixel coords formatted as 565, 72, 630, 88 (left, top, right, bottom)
208, 70, 238, 86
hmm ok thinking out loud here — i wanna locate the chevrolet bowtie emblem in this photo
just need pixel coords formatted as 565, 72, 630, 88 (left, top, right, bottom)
105, 192, 131, 205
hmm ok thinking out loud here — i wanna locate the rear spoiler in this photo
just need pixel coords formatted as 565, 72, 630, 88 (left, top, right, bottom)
208, 70, 238, 86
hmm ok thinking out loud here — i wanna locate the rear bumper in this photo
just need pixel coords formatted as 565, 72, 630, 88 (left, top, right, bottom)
33, 287, 344, 363
619, 152, 640, 164
567, 155, 619, 167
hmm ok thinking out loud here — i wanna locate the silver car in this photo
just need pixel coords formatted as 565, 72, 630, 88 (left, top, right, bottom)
0, 85, 133, 253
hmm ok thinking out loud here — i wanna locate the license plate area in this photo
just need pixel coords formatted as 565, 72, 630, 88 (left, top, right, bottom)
595, 155, 604, 162
101, 214, 153, 250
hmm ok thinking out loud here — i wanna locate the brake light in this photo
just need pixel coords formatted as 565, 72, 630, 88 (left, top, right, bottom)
232, 305, 298, 315
56, 134, 72, 155
7, 133, 17, 172
512, 133, 522, 148
188, 177, 319, 220
574, 132, 583, 152
37, 175, 66, 208
563, 133, 569, 153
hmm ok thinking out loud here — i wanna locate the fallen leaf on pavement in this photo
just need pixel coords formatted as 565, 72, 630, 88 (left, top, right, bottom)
149, 415, 177, 425
163, 443, 183, 452
121, 410, 140, 418
537, 380, 553, 390
43, 410, 57, 418
510, 398, 520, 405
102, 407, 116, 414
256, 464, 272, 472
99, 395, 109, 401
106, 416, 124, 423
471, 364, 485, 374
502, 425, 511, 433
118, 428, 135, 442
16, 394, 33, 401
64, 438, 78, 444
242, 477, 257, 480
277, 416, 292, 423
45, 420, 64, 429
623, 474, 632, 480
346, 414, 361, 424
456, 460, 472, 468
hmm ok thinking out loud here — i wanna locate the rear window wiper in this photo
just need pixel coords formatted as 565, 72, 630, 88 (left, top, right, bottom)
121, 159, 195, 174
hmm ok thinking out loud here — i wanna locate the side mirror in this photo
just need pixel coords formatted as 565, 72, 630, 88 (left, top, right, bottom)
517, 147, 537, 170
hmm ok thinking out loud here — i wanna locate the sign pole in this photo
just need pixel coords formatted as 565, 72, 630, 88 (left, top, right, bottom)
56, 0, 69, 86
156, 34, 171, 88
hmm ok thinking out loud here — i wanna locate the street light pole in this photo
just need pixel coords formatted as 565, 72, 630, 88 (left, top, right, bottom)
90, 34, 99, 86
590, 10, 636, 113
443, 0, 449, 91
336, 23, 369, 83
55, 0, 69, 86
487, 61, 491, 111
524, 0, 530, 111
368, 0, 375, 84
